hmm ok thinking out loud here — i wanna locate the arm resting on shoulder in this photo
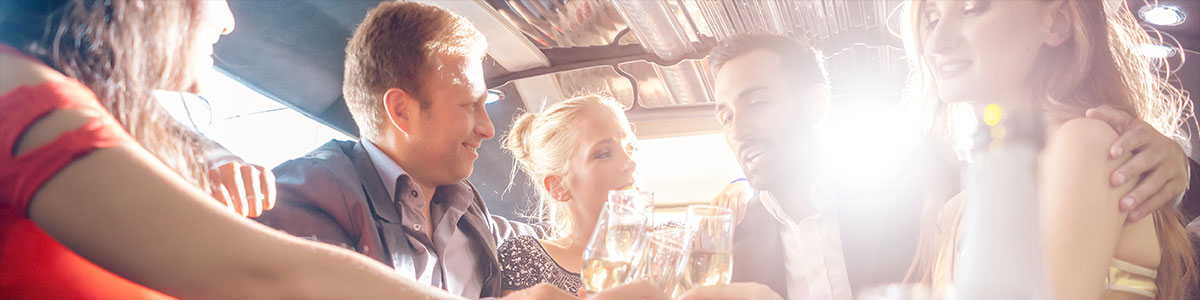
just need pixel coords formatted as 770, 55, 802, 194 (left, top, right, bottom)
22, 109, 459, 300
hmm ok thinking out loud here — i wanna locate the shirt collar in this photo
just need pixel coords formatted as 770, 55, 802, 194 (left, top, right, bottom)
362, 139, 409, 200
362, 139, 474, 213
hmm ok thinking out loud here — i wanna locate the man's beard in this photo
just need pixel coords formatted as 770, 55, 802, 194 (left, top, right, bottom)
747, 144, 821, 193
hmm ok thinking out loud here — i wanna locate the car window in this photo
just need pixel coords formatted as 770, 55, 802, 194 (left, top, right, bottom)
159, 67, 350, 168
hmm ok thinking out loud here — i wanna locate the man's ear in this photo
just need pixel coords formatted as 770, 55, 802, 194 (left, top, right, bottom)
543, 175, 569, 202
1044, 0, 1074, 47
383, 88, 417, 134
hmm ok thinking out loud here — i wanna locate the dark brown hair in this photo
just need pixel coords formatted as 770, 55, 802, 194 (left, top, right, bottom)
707, 33, 830, 91
1, 0, 215, 189
342, 1, 486, 141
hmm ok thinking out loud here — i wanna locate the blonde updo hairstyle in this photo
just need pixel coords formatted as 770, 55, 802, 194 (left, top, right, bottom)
503, 94, 631, 240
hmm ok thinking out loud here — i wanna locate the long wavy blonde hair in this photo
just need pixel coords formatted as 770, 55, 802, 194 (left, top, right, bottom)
900, 0, 1197, 298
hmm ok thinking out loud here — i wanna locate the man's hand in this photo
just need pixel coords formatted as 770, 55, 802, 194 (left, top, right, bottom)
208, 161, 276, 218
713, 180, 752, 226
1086, 105, 1189, 222
678, 282, 782, 300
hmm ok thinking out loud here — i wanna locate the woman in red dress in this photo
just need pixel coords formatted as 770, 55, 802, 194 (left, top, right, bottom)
0, 0, 677, 298
0, 1, 472, 298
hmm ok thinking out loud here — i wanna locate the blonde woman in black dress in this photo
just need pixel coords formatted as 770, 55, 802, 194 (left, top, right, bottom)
499, 95, 638, 296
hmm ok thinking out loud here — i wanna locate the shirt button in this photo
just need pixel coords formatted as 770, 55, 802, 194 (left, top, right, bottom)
413, 224, 422, 231
410, 190, 418, 198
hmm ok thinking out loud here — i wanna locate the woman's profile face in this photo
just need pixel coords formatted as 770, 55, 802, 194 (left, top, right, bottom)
193, 0, 235, 90
918, 0, 1060, 104
564, 106, 639, 227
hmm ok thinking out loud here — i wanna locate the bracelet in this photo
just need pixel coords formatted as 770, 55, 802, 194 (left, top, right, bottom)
730, 178, 747, 184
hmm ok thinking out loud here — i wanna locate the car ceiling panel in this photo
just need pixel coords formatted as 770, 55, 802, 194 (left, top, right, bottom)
216, 0, 384, 136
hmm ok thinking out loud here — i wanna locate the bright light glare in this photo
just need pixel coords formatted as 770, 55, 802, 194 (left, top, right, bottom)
1140, 44, 1178, 58
983, 103, 1003, 126
635, 133, 744, 223
819, 102, 920, 184
1139, 4, 1186, 26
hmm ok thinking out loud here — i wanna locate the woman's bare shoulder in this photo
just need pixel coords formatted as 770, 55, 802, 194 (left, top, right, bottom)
1040, 117, 1129, 207
1044, 118, 1120, 164
2, 54, 103, 156
0, 54, 66, 95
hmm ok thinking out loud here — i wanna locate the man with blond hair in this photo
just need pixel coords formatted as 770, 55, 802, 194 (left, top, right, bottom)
255, 2, 543, 298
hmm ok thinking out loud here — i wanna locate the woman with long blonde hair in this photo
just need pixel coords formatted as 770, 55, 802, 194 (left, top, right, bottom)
900, 0, 1197, 298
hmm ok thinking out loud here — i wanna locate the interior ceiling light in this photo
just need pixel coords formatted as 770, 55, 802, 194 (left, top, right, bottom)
1139, 4, 1186, 26
1139, 44, 1178, 58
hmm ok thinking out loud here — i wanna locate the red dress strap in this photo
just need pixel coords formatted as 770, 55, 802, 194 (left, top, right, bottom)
0, 79, 132, 215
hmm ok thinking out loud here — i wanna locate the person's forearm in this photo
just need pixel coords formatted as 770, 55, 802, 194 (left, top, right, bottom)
256, 235, 461, 299
29, 145, 456, 299
155, 212, 459, 299
135, 198, 461, 299
176, 190, 456, 299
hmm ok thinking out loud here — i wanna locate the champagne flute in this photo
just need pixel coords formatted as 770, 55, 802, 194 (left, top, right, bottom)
608, 189, 654, 219
608, 189, 655, 276
632, 226, 686, 297
580, 202, 650, 296
675, 205, 735, 293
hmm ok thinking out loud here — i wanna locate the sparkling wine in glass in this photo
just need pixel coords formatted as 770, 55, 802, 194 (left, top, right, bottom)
632, 225, 686, 297
675, 205, 735, 294
608, 190, 654, 219
581, 202, 649, 295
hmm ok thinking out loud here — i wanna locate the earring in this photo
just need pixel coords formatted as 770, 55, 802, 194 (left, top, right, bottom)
554, 190, 571, 202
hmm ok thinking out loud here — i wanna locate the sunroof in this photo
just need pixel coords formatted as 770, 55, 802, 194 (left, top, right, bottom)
488, 0, 637, 49
618, 59, 715, 109
485, 0, 906, 113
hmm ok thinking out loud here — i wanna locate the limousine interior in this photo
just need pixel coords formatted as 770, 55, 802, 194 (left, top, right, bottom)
163, 0, 1199, 222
